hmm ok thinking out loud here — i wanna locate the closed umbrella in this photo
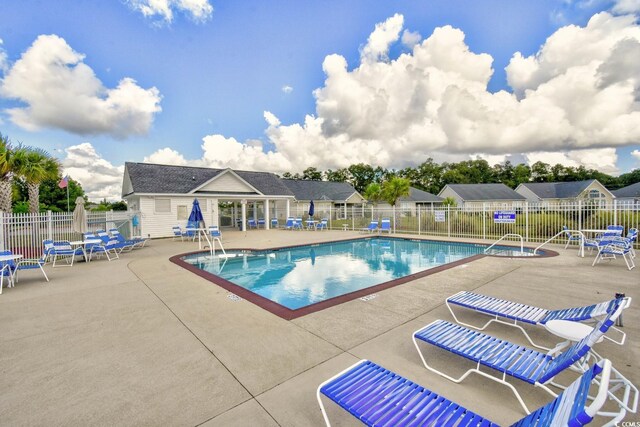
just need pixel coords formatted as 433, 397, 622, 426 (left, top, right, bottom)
309, 200, 315, 218
72, 196, 88, 234
188, 198, 205, 228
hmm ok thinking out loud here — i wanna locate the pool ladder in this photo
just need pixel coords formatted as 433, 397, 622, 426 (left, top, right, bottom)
533, 230, 585, 257
485, 233, 524, 254
199, 231, 227, 256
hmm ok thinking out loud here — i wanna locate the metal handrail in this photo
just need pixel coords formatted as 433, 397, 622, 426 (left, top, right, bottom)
534, 230, 585, 257
485, 233, 524, 254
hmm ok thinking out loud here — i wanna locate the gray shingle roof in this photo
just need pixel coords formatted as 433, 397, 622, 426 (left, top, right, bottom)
124, 162, 294, 196
443, 183, 525, 201
612, 182, 640, 198
399, 187, 443, 203
281, 179, 359, 202
519, 180, 596, 199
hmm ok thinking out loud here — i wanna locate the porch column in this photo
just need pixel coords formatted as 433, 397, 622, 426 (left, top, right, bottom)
211, 198, 219, 226
264, 199, 270, 230
286, 199, 290, 219
253, 202, 258, 221
241, 200, 247, 231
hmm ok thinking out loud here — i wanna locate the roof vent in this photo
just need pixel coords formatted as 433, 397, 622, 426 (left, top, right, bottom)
192, 176, 196, 181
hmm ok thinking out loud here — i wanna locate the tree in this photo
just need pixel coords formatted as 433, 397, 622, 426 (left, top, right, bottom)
302, 167, 322, 181
530, 161, 552, 182
13, 148, 61, 213
0, 133, 19, 212
381, 176, 411, 206
363, 182, 383, 206
324, 168, 350, 182
441, 197, 457, 207
348, 163, 377, 193
36, 176, 86, 212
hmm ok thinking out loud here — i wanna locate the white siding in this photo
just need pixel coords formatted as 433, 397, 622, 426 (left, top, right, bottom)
198, 172, 256, 193
139, 196, 221, 238
121, 170, 133, 196
438, 187, 464, 207
515, 185, 541, 202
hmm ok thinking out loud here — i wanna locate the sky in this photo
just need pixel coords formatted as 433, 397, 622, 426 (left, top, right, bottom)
1, 0, 640, 201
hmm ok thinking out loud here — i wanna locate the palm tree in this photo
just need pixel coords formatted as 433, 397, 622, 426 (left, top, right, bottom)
363, 182, 383, 223
381, 176, 411, 207
0, 133, 18, 212
13, 148, 61, 213
381, 177, 411, 233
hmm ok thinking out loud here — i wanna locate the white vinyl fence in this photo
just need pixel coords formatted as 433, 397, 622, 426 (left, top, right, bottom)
291, 201, 639, 247
0, 210, 139, 258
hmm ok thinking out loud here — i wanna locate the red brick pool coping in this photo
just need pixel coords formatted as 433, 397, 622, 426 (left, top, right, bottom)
169, 236, 558, 320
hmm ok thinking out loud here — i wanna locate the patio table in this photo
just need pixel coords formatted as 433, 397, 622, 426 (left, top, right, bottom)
305, 220, 316, 230
69, 239, 102, 262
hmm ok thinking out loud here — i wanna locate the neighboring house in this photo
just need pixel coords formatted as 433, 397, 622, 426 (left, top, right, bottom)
122, 162, 295, 237
612, 182, 640, 209
515, 179, 614, 207
438, 183, 526, 209
376, 187, 443, 213
281, 179, 365, 219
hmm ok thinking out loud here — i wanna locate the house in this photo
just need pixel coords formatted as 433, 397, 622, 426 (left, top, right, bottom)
281, 179, 365, 219
612, 182, 640, 209
122, 162, 295, 237
515, 179, 614, 207
438, 183, 526, 209
376, 187, 443, 214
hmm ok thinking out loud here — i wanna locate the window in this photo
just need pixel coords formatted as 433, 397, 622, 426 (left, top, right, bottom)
588, 189, 603, 199
155, 198, 171, 213
177, 205, 188, 220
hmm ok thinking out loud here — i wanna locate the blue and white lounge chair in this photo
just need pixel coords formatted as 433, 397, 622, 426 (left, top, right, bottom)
172, 226, 183, 241
380, 218, 391, 234
209, 225, 221, 239
294, 218, 303, 230
97, 230, 133, 252
43, 239, 84, 267
258, 218, 265, 228
315, 218, 328, 231
446, 291, 631, 348
109, 228, 147, 249
14, 254, 49, 283
362, 220, 378, 233
562, 225, 582, 248
593, 239, 636, 270
412, 300, 632, 414
285, 217, 294, 230
271, 218, 278, 229
318, 359, 629, 427
84, 233, 120, 261
247, 219, 257, 229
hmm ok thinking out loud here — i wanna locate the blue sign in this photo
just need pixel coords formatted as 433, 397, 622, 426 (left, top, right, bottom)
493, 211, 516, 223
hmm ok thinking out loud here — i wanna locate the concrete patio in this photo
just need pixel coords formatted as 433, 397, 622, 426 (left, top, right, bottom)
1, 230, 638, 426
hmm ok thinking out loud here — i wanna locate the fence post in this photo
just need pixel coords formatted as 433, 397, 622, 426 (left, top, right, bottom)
578, 200, 582, 231
418, 206, 421, 235
613, 199, 617, 225
328, 204, 332, 229
0, 211, 4, 251
47, 210, 53, 240
482, 203, 486, 240
351, 205, 354, 230
525, 202, 529, 243
447, 205, 451, 238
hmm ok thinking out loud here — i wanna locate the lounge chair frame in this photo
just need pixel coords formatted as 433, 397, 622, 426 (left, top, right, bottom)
446, 290, 630, 349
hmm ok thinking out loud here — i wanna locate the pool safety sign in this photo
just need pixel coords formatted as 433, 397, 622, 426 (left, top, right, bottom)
434, 210, 446, 222
493, 211, 516, 223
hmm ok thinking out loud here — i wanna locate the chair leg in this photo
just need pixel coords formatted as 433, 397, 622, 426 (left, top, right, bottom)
39, 264, 49, 282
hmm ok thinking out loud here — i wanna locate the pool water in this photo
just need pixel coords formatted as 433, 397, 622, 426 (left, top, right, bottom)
181, 237, 536, 311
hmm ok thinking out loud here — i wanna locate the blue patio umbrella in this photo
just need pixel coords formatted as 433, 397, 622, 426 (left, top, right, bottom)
188, 198, 205, 228
310, 248, 316, 265
309, 200, 315, 217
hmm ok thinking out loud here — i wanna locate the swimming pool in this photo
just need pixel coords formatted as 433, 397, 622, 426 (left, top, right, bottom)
175, 237, 545, 319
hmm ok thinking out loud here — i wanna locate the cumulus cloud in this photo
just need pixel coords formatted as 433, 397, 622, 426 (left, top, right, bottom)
612, 0, 640, 14
148, 12, 640, 175
0, 34, 162, 138
401, 29, 422, 48
282, 85, 293, 94
143, 147, 188, 165
0, 39, 8, 73
632, 149, 640, 163
525, 148, 619, 174
62, 143, 124, 201
127, 0, 213, 23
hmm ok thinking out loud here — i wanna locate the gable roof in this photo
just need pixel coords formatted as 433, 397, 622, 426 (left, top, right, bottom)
281, 179, 359, 202
442, 183, 525, 201
612, 182, 640, 198
399, 187, 443, 203
518, 180, 598, 199
123, 162, 294, 197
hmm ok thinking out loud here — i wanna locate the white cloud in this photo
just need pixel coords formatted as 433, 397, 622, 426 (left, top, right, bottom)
0, 34, 162, 138
127, 0, 213, 23
525, 148, 619, 174
401, 29, 422, 49
612, 0, 640, 14
62, 143, 124, 201
360, 13, 404, 62
150, 12, 640, 176
631, 149, 640, 163
282, 85, 293, 94
0, 39, 8, 73
143, 147, 188, 165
